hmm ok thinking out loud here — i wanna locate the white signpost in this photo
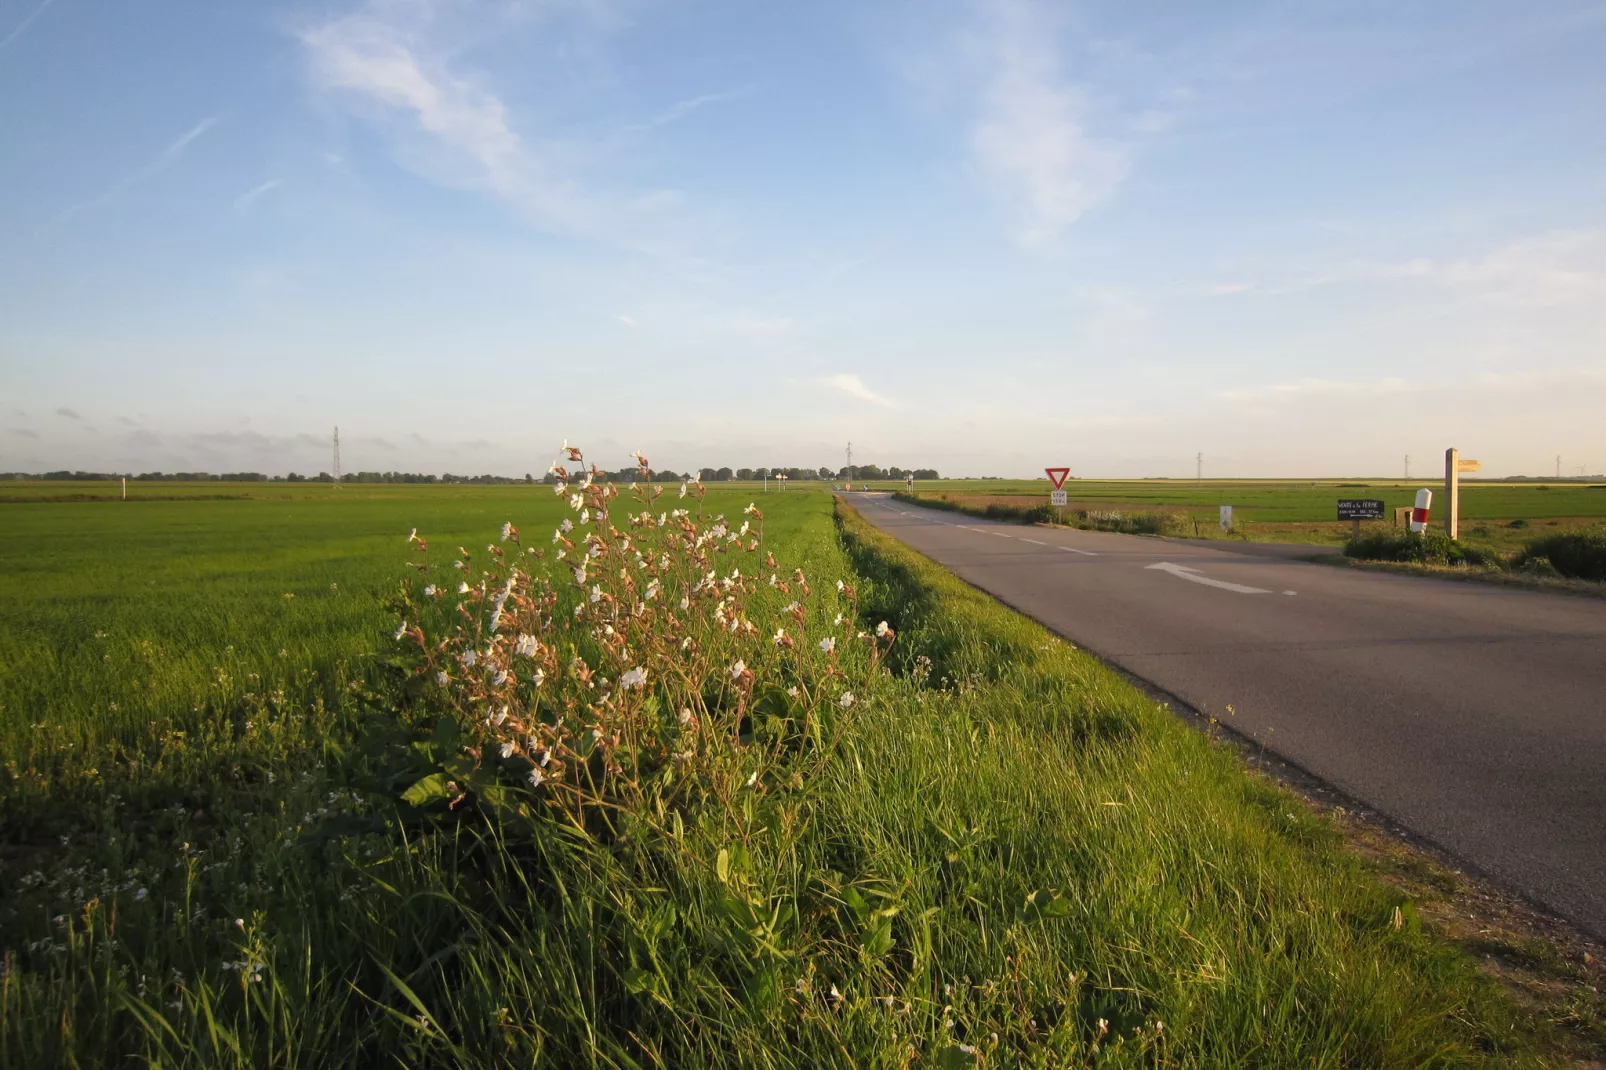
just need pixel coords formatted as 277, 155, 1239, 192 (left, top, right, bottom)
1219, 505, 1233, 532
1051, 490, 1067, 506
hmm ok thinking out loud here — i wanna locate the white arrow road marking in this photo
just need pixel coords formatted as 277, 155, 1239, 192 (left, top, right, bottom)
1144, 561, 1275, 595
1056, 545, 1097, 556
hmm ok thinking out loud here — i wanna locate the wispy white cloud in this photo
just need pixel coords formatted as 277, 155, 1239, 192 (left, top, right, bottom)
1377, 230, 1606, 307
299, 3, 678, 250
54, 117, 220, 223
1199, 230, 1606, 306
0, 0, 56, 54
621, 87, 753, 134
616, 314, 638, 327
968, 0, 1127, 247
822, 373, 896, 408
233, 179, 283, 210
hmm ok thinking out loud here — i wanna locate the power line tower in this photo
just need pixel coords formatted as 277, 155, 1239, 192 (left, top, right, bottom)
1557, 455, 1562, 479
1195, 452, 1202, 483
1404, 454, 1410, 479
845, 441, 854, 486
332, 426, 342, 487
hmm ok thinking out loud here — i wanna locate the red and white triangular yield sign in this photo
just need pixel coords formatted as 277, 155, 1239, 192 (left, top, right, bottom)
1045, 467, 1070, 489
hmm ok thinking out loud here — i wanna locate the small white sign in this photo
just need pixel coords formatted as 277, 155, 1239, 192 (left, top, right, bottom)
1219, 505, 1233, 531
1051, 490, 1068, 506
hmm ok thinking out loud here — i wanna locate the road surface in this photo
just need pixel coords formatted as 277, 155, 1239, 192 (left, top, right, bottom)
851, 494, 1606, 937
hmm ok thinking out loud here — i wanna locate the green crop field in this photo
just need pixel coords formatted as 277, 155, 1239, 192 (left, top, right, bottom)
872, 478, 1606, 553
1, 480, 1599, 1065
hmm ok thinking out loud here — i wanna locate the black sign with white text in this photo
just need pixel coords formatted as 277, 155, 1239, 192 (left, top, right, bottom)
1337, 499, 1386, 520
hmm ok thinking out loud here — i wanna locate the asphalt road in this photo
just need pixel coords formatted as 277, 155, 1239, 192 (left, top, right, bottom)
851, 494, 1606, 937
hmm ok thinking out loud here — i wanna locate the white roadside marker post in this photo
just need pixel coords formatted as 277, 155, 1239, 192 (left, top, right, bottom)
1409, 488, 1433, 535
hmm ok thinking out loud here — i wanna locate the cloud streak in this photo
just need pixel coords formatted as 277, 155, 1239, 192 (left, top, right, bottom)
822, 373, 896, 408
54, 116, 220, 223
0, 0, 56, 55
968, 0, 1127, 247
298, 4, 671, 250
233, 179, 283, 210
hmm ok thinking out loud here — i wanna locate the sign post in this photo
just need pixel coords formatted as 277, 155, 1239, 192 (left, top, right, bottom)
1337, 498, 1385, 540
1219, 505, 1233, 532
1045, 467, 1070, 524
1443, 449, 1481, 539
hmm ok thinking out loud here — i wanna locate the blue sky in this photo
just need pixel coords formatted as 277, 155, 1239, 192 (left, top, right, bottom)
2, 0, 1603, 478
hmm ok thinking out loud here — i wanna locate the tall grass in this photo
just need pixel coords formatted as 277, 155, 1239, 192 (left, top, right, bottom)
0, 478, 1558, 1065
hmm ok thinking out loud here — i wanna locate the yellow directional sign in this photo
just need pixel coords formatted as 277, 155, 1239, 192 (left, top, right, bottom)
1457, 459, 1482, 473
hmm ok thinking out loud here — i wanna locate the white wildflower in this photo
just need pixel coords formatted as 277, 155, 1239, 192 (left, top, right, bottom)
644, 579, 661, 601
499, 742, 515, 759
876, 621, 891, 637
590, 585, 602, 604
819, 636, 835, 654
458, 582, 471, 594
836, 580, 845, 592
500, 522, 513, 541
515, 634, 539, 657
394, 621, 408, 641
434, 671, 449, 686
423, 585, 437, 597
620, 666, 648, 689
730, 660, 747, 680
528, 768, 544, 788
531, 668, 546, 687
569, 493, 583, 510
460, 650, 477, 668
839, 692, 855, 708
679, 481, 689, 498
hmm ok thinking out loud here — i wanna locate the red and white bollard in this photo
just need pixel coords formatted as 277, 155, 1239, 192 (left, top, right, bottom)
1409, 488, 1432, 534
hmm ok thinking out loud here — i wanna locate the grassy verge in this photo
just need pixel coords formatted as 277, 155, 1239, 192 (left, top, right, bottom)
0, 486, 1592, 1064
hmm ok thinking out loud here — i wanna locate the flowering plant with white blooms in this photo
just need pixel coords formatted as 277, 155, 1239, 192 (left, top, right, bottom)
390, 442, 894, 820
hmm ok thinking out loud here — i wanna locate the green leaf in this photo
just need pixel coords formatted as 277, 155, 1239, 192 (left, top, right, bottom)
430, 715, 460, 754
401, 773, 451, 807
621, 966, 659, 996
743, 966, 779, 1013
935, 1044, 979, 1069
842, 886, 870, 924
1018, 889, 1074, 923
716, 848, 731, 884
862, 914, 894, 958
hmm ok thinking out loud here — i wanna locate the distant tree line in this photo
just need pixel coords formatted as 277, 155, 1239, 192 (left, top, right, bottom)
3, 464, 941, 483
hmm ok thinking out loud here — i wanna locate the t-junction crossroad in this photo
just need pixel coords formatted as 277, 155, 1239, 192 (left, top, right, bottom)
851, 494, 1606, 937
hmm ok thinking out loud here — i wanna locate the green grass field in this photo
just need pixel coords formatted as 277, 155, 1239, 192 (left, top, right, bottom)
1, 481, 1599, 1065
869, 478, 1606, 553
